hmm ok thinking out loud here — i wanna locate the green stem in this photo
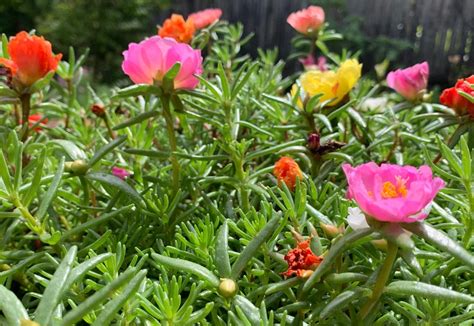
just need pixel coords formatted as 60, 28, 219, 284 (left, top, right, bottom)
12, 196, 44, 236
359, 240, 398, 319
463, 179, 474, 247
162, 95, 180, 195
103, 114, 116, 139
235, 156, 250, 212
20, 93, 32, 141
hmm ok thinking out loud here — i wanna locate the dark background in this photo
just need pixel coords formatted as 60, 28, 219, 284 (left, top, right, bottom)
1, 0, 472, 85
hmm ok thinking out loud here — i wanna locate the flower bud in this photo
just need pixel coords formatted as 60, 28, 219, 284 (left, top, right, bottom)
218, 278, 238, 298
319, 222, 344, 238
65, 160, 89, 175
371, 239, 388, 251
91, 103, 106, 118
307, 132, 320, 151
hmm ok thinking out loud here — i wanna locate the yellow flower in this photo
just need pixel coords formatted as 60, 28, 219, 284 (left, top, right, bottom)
297, 59, 362, 106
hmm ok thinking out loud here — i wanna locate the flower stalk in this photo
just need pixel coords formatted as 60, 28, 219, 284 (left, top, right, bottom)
359, 240, 398, 319
162, 95, 180, 195
20, 93, 32, 141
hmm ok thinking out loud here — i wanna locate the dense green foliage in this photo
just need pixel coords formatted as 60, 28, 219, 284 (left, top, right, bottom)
0, 17, 473, 326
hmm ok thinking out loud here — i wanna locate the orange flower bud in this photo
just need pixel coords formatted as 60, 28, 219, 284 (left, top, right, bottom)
0, 31, 61, 89
273, 157, 303, 190
158, 14, 195, 44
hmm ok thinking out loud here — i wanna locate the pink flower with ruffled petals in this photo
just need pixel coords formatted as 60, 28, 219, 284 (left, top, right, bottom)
386, 61, 429, 101
188, 8, 222, 29
122, 36, 203, 90
343, 163, 445, 223
112, 167, 131, 180
287, 6, 325, 35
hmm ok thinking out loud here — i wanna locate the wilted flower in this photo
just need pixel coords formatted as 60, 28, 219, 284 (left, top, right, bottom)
158, 14, 195, 43
273, 157, 303, 190
299, 54, 327, 71
440, 75, 474, 117
112, 167, 131, 180
188, 8, 222, 29
386, 61, 429, 101
343, 163, 445, 223
287, 6, 325, 36
122, 36, 203, 90
0, 31, 62, 89
283, 240, 322, 278
298, 59, 362, 106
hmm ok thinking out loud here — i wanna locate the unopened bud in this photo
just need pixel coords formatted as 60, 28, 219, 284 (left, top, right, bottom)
91, 103, 106, 118
65, 160, 89, 175
320, 222, 344, 238
218, 278, 238, 298
307, 133, 320, 151
371, 239, 388, 251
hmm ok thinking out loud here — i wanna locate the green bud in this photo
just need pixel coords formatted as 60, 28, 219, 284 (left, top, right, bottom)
218, 278, 238, 298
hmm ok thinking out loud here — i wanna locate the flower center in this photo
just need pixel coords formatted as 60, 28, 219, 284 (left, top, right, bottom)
381, 176, 408, 199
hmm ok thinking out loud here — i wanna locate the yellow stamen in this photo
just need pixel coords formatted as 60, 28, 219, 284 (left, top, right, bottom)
381, 176, 407, 199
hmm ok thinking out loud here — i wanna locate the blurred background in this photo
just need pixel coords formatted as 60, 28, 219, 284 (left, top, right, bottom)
1, 0, 472, 85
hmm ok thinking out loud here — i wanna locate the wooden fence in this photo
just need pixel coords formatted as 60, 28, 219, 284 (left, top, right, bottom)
157, 0, 474, 83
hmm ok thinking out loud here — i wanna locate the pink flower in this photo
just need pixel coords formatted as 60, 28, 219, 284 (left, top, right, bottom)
188, 8, 222, 29
342, 163, 445, 223
299, 55, 327, 71
112, 167, 131, 180
122, 36, 203, 90
386, 61, 429, 101
287, 6, 325, 35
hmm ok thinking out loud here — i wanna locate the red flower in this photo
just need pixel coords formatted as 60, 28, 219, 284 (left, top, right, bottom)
440, 75, 474, 117
27, 114, 48, 132
0, 31, 62, 89
158, 14, 195, 43
273, 157, 303, 190
283, 240, 322, 278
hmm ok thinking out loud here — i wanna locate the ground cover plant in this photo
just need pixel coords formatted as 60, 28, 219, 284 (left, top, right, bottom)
0, 5, 473, 325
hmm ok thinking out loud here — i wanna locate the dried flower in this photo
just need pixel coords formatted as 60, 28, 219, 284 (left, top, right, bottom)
283, 240, 322, 278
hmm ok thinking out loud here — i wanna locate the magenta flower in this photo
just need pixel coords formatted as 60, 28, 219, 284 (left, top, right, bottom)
386, 61, 429, 101
112, 167, 131, 180
122, 36, 203, 90
188, 8, 222, 29
343, 163, 445, 223
287, 6, 325, 35
299, 54, 327, 71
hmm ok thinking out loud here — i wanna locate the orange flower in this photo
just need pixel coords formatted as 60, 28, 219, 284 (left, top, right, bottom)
158, 14, 195, 43
283, 240, 322, 278
0, 31, 62, 88
273, 157, 303, 190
